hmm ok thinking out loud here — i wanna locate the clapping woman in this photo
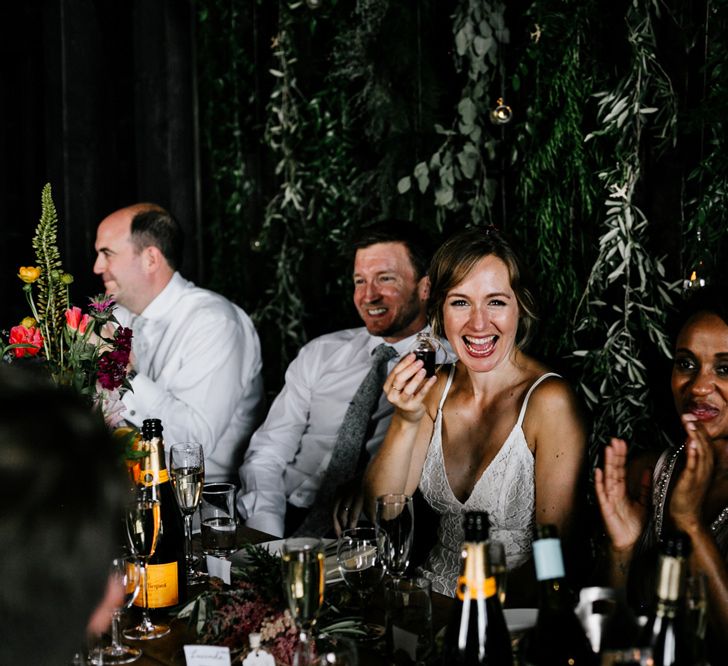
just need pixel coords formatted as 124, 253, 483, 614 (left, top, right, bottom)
595, 284, 728, 652
364, 227, 588, 600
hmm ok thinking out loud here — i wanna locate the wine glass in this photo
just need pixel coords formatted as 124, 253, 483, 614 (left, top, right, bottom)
89, 557, 142, 664
123, 492, 170, 640
374, 494, 414, 581
169, 442, 205, 583
281, 538, 325, 666
337, 527, 386, 634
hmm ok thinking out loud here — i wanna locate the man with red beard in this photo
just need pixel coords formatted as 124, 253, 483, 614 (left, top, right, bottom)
238, 222, 433, 537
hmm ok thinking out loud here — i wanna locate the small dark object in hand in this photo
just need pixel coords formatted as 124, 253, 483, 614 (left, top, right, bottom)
414, 349, 436, 378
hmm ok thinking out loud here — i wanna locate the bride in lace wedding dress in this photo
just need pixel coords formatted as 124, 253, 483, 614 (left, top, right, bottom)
364, 227, 588, 599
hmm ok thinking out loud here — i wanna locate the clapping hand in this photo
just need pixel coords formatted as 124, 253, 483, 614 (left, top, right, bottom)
594, 437, 650, 553
670, 413, 714, 533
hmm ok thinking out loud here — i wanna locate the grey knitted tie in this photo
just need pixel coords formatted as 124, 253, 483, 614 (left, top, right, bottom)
293, 343, 398, 536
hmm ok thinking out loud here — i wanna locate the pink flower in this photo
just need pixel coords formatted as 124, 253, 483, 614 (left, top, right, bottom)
65, 306, 90, 334
9, 325, 44, 358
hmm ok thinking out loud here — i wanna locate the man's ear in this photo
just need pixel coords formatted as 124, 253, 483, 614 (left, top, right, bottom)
142, 245, 166, 274
418, 275, 431, 301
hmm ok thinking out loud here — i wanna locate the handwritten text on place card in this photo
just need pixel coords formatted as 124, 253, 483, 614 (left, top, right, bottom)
184, 644, 231, 666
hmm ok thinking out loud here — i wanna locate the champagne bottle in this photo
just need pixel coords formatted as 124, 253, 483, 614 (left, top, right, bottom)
522, 524, 596, 665
440, 511, 512, 665
134, 418, 186, 610
638, 533, 691, 666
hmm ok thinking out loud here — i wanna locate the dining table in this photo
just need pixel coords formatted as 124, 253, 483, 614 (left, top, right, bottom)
119, 525, 455, 666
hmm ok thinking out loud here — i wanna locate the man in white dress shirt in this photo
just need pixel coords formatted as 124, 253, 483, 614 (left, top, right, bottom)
237, 222, 432, 537
93, 204, 264, 483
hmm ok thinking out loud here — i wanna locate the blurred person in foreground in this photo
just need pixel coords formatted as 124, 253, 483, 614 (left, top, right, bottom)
595, 283, 728, 657
365, 226, 588, 601
93, 204, 264, 483
0, 365, 126, 666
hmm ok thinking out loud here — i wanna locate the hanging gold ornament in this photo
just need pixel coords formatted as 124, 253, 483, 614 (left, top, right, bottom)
683, 228, 709, 292
490, 98, 513, 125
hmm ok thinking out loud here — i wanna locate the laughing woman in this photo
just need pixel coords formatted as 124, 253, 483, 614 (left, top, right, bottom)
364, 227, 588, 600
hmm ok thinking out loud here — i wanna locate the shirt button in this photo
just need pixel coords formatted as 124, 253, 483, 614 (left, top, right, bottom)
130, 410, 136, 416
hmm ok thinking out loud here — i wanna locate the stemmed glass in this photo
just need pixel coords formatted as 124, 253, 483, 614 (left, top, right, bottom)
374, 494, 414, 581
337, 527, 386, 634
169, 442, 205, 583
281, 538, 326, 666
89, 557, 142, 664
123, 492, 170, 640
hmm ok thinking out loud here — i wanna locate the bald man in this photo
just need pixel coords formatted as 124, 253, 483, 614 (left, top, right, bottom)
94, 204, 264, 482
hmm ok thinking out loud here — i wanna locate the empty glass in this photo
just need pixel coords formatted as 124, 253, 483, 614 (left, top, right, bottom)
375, 494, 414, 580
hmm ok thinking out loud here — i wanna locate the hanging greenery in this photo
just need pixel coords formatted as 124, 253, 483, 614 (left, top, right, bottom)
254, 0, 362, 376
682, 0, 728, 282
396, 0, 507, 228
510, 0, 603, 358
572, 0, 680, 458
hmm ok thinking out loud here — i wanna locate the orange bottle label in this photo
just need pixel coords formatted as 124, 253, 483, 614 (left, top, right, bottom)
456, 575, 497, 601
135, 561, 179, 608
139, 467, 169, 486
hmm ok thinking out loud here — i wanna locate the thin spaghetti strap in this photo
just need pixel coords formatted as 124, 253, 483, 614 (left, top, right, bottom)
515, 372, 561, 427
437, 364, 457, 412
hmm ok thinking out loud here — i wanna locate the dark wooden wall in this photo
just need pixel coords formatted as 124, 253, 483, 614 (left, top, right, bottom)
1, 0, 200, 321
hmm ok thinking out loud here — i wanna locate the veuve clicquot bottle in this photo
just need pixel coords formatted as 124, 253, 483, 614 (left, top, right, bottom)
441, 511, 512, 665
133, 418, 186, 611
522, 524, 596, 665
638, 532, 691, 666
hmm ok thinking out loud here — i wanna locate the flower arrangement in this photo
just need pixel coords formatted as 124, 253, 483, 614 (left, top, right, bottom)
178, 544, 364, 664
1, 184, 133, 427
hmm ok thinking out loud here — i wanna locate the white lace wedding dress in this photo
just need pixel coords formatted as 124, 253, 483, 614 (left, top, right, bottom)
418, 364, 559, 596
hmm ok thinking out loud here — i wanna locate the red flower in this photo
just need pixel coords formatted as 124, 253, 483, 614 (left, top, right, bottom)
65, 306, 90, 334
9, 325, 44, 358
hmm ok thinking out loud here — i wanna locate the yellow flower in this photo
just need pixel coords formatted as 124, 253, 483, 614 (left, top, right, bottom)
18, 266, 41, 284
61, 272, 74, 285
20, 316, 37, 329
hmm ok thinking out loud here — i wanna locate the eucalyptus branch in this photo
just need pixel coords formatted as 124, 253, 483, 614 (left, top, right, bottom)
397, 0, 506, 226
573, 0, 679, 456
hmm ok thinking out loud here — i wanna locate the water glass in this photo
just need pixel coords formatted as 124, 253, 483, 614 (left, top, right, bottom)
384, 575, 433, 665
200, 482, 238, 558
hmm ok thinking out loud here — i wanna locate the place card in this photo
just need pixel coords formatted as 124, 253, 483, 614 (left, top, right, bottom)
183, 644, 231, 666
206, 554, 232, 584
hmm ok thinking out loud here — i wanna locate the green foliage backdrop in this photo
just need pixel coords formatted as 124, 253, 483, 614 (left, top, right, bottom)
196, 0, 728, 458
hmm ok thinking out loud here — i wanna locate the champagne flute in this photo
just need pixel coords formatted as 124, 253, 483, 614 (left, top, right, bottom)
169, 442, 205, 583
374, 494, 414, 581
281, 538, 325, 666
89, 557, 142, 664
123, 493, 170, 640
337, 527, 386, 635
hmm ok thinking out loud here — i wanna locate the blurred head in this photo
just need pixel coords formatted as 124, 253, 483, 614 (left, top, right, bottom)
428, 227, 537, 366
350, 221, 431, 342
671, 285, 728, 441
0, 366, 126, 666
93, 204, 181, 314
